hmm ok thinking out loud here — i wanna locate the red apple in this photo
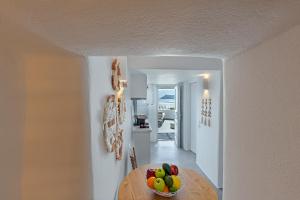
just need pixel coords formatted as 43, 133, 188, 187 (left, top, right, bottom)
146, 169, 156, 179
170, 165, 179, 175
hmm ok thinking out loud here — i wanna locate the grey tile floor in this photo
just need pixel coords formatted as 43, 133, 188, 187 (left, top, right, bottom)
151, 140, 222, 200
151, 140, 201, 172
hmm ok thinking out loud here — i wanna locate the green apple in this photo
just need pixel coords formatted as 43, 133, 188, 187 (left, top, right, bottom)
155, 168, 166, 178
154, 178, 165, 192
164, 175, 173, 187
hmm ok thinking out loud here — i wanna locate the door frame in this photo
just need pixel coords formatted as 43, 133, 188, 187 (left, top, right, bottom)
174, 84, 181, 147
190, 81, 198, 153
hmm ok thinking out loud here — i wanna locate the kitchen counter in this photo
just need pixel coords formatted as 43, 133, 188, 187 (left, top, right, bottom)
132, 126, 152, 133
132, 125, 152, 166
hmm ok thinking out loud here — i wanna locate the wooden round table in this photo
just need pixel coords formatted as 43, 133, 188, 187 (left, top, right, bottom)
118, 165, 218, 200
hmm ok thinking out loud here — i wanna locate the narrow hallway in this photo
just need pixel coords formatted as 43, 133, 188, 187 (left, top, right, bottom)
151, 141, 200, 173
151, 141, 222, 199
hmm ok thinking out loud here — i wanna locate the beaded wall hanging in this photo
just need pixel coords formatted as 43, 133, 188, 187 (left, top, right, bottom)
201, 98, 212, 127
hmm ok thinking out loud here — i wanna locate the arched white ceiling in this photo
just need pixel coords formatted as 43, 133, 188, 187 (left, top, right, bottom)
1, 0, 300, 58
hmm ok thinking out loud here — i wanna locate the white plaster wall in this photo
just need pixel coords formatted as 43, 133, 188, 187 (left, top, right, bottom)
190, 81, 201, 153
196, 71, 223, 188
88, 56, 132, 200
21, 53, 92, 200
0, 45, 25, 200
0, 20, 92, 200
223, 25, 300, 200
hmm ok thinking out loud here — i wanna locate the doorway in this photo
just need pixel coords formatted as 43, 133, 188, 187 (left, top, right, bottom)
157, 88, 176, 141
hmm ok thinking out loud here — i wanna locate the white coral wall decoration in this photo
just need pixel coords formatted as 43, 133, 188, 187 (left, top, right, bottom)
103, 58, 128, 160
117, 93, 126, 124
114, 129, 123, 160
103, 95, 117, 152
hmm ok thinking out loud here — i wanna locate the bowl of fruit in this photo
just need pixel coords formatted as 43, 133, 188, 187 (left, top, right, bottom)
146, 163, 182, 197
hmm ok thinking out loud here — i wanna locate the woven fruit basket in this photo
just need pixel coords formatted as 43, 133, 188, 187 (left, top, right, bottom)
145, 163, 183, 198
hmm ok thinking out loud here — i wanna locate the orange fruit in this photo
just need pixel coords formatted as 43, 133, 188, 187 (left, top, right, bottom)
147, 177, 156, 189
163, 186, 169, 193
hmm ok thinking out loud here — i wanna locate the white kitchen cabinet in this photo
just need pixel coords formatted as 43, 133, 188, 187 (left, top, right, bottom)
132, 126, 151, 166
130, 73, 147, 99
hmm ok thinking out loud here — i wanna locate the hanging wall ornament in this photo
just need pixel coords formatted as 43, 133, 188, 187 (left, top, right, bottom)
117, 64, 122, 90
111, 59, 121, 91
103, 95, 117, 152
105, 58, 128, 160
114, 129, 124, 160
204, 99, 208, 126
117, 93, 126, 124
201, 99, 204, 124
208, 98, 212, 127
